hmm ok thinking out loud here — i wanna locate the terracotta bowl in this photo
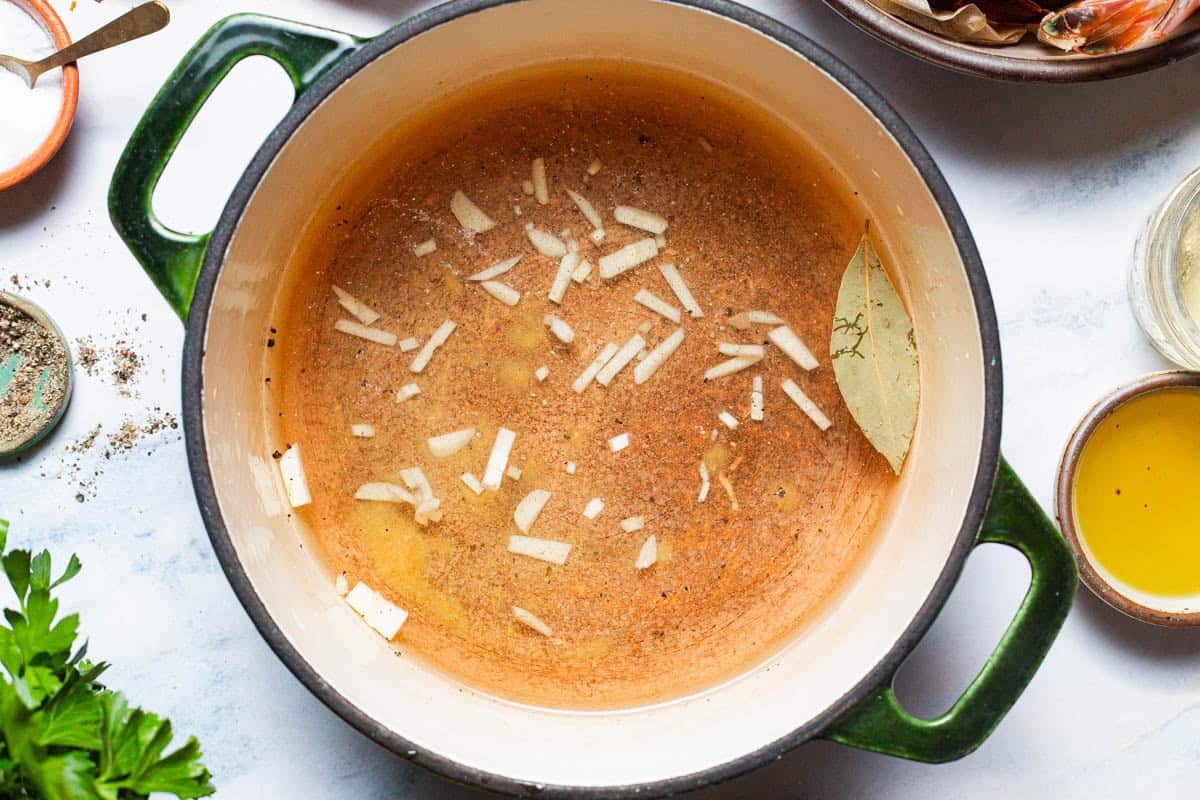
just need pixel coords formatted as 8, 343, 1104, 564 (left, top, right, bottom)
823, 0, 1200, 83
1056, 371, 1200, 627
0, 0, 79, 192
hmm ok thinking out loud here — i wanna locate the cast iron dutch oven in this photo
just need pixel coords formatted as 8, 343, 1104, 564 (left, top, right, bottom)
109, 0, 1077, 795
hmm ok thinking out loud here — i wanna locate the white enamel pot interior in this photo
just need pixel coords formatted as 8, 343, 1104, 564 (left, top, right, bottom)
118, 0, 1024, 795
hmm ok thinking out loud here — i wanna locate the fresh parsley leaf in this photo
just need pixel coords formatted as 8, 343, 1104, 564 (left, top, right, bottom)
0, 520, 214, 799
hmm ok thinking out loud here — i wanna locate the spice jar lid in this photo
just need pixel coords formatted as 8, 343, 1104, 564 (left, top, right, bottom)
0, 292, 73, 458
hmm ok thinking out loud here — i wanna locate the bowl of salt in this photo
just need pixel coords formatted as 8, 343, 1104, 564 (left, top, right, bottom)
0, 0, 78, 191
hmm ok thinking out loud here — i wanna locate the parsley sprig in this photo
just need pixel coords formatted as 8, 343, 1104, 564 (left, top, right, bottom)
0, 519, 214, 799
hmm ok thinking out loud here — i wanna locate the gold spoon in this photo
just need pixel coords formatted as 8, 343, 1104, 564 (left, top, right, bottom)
0, 1, 170, 89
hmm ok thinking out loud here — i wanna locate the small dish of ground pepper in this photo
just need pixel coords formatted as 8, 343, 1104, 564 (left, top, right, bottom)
0, 291, 72, 457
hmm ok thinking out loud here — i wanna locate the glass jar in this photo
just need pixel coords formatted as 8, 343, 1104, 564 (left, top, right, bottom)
1130, 166, 1200, 370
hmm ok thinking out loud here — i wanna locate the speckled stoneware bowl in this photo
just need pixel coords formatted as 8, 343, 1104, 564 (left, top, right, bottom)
108, 1, 1077, 795
0, 292, 73, 458
823, 0, 1200, 82
1056, 371, 1200, 627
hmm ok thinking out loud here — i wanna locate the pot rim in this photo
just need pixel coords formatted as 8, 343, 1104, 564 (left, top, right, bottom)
181, 1, 1003, 796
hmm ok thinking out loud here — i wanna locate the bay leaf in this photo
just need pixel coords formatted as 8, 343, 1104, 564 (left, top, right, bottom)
830, 234, 920, 474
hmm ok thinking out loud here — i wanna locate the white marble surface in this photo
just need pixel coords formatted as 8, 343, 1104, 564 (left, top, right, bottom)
2, 0, 1199, 797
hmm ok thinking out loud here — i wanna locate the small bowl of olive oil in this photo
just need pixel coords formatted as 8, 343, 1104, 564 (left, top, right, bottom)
1057, 372, 1200, 626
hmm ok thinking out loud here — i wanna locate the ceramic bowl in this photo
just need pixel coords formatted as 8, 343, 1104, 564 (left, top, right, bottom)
823, 0, 1200, 82
0, 0, 79, 192
0, 291, 73, 457
1056, 371, 1200, 627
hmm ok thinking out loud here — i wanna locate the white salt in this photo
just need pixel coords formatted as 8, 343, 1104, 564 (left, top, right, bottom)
0, 3, 64, 174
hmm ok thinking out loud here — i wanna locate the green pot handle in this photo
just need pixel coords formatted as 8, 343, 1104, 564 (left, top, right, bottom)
108, 14, 363, 321
822, 456, 1077, 762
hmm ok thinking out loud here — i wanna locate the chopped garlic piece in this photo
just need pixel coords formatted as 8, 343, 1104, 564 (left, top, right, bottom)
565, 461, 577, 475
571, 258, 593, 283
582, 497, 605, 519
410, 320, 457, 373
781, 379, 832, 430
573, 343, 619, 393
768, 326, 818, 371
728, 310, 785, 329
414, 497, 443, 526
634, 289, 681, 323
637, 321, 653, 335
655, 233, 667, 249
531, 157, 549, 205
481, 280, 521, 306
469, 255, 521, 282
719, 343, 765, 359
587, 159, 603, 176
460, 472, 484, 495
634, 328, 684, 385
354, 482, 415, 504
514, 489, 552, 533
334, 573, 349, 595
398, 337, 419, 352
350, 423, 376, 438
332, 286, 380, 326
514, 606, 553, 636
535, 365, 550, 382
749, 310, 784, 325
526, 225, 568, 257
549, 251, 579, 304
635, 535, 658, 570
427, 427, 476, 457
609, 432, 630, 452
566, 189, 604, 231
658, 263, 703, 318
278, 445, 311, 507
614, 205, 668, 235
344, 581, 374, 615
596, 333, 645, 386
508, 535, 571, 565
544, 314, 575, 344
450, 189, 495, 233
507, 465, 523, 480
396, 383, 421, 402
704, 355, 761, 381
599, 238, 659, 279
400, 467, 434, 503
413, 239, 437, 257
335, 319, 397, 347
620, 516, 645, 533
521, 179, 534, 196
698, 461, 710, 502
483, 427, 516, 490
719, 410, 739, 429
751, 375, 764, 421
346, 582, 408, 640
589, 228, 606, 246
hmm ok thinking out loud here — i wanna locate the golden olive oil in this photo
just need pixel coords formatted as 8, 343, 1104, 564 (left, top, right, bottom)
1073, 388, 1200, 596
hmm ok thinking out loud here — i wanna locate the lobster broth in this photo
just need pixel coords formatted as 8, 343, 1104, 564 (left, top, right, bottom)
275, 63, 898, 709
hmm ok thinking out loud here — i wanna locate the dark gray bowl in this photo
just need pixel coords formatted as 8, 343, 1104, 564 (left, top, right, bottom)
823, 0, 1200, 82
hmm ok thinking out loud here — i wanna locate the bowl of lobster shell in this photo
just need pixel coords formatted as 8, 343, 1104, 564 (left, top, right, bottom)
822, 0, 1200, 81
